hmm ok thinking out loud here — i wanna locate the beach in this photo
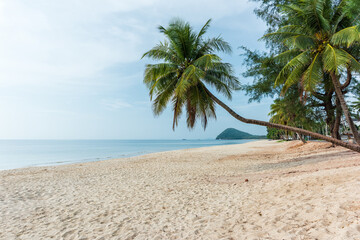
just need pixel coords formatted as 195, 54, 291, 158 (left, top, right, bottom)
1, 140, 360, 239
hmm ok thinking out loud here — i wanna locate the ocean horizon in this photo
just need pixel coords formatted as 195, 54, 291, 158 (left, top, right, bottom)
0, 139, 256, 170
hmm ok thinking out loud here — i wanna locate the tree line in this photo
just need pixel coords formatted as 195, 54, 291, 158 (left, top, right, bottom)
142, 0, 360, 152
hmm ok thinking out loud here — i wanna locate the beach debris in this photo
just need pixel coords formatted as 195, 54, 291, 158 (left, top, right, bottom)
244, 179, 249, 182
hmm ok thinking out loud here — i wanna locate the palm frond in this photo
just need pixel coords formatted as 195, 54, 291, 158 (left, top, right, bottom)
281, 64, 308, 94
172, 95, 185, 129
331, 26, 360, 47
303, 53, 323, 92
141, 42, 180, 63
284, 35, 316, 50
152, 78, 178, 115
273, 49, 302, 64
323, 44, 351, 73
175, 65, 205, 97
199, 36, 232, 55
337, 48, 360, 72
262, 32, 316, 43
306, 0, 330, 32
275, 51, 311, 86
197, 19, 212, 40
143, 63, 177, 85
193, 54, 221, 70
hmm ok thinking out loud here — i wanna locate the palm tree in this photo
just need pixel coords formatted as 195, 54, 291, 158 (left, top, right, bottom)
142, 18, 360, 152
264, 0, 360, 143
269, 94, 321, 142
269, 98, 298, 140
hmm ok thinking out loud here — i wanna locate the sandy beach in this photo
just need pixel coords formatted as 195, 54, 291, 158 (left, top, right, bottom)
1, 140, 360, 239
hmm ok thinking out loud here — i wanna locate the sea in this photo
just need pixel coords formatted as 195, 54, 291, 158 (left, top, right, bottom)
0, 139, 255, 170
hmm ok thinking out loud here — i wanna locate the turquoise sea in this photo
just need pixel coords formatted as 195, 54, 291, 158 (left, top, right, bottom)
0, 139, 255, 170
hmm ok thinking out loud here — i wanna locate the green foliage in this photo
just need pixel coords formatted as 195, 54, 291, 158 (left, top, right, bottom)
267, 127, 285, 140
269, 90, 322, 131
142, 19, 239, 129
216, 128, 266, 140
261, 0, 360, 93
240, 47, 282, 102
242, 0, 360, 139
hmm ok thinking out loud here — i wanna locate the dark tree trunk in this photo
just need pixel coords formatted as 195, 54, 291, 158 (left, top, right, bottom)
204, 87, 360, 153
313, 86, 336, 138
330, 72, 360, 144
323, 93, 336, 137
332, 97, 342, 140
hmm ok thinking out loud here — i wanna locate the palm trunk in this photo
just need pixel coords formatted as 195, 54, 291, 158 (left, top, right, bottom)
204, 88, 360, 153
323, 93, 336, 137
332, 97, 342, 140
330, 72, 360, 144
331, 101, 342, 147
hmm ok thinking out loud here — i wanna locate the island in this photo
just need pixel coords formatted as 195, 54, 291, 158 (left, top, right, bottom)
216, 128, 267, 140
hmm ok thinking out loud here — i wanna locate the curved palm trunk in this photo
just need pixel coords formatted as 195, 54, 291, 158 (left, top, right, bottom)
330, 72, 360, 144
204, 88, 360, 153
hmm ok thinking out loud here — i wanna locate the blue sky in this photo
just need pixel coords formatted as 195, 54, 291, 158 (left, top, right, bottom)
0, 0, 272, 139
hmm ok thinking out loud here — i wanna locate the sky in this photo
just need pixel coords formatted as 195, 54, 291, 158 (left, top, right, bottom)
0, 0, 272, 140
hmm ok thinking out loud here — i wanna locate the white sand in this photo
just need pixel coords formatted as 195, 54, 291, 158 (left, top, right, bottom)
1, 140, 360, 239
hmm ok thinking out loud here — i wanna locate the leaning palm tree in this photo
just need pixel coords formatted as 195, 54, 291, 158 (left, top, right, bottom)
142, 18, 360, 152
264, 0, 360, 143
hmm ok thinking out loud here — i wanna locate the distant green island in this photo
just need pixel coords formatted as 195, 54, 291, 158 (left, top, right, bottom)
216, 128, 267, 140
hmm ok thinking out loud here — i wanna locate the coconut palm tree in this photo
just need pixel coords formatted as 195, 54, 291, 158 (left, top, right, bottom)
264, 0, 360, 143
142, 18, 360, 152
269, 95, 321, 142
269, 98, 299, 140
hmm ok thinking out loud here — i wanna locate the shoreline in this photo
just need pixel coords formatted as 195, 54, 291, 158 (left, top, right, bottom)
0, 139, 261, 172
1, 140, 360, 239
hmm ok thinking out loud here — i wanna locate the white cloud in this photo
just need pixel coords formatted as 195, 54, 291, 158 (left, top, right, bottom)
0, 0, 269, 139
0, 0, 255, 87
0, 0, 147, 87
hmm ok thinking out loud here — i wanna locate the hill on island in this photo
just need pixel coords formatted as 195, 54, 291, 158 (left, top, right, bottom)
216, 128, 266, 140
